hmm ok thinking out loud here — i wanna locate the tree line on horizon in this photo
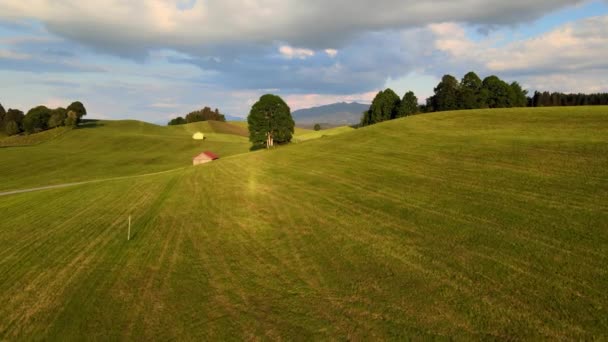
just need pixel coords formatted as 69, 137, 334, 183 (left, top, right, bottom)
361, 71, 608, 127
0, 101, 87, 136
168, 107, 226, 125
529, 91, 608, 107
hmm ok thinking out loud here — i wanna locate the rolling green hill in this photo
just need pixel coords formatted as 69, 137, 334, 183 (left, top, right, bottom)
0, 126, 72, 147
174, 120, 249, 137
0, 120, 250, 191
292, 125, 355, 142
0, 107, 607, 339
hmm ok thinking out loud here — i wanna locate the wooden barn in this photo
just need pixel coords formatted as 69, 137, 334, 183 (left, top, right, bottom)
193, 151, 219, 165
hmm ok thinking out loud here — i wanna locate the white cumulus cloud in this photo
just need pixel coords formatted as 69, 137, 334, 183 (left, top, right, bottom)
325, 49, 338, 58
279, 45, 315, 59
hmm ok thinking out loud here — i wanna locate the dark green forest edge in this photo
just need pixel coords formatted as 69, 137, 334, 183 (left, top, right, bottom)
361, 71, 608, 126
0, 101, 87, 136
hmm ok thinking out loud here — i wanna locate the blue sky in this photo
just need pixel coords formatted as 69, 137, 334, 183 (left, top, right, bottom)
1, 0, 607, 123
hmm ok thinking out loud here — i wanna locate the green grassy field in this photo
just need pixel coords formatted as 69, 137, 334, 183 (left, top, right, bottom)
0, 120, 250, 191
293, 125, 355, 142
0, 126, 72, 147
1, 107, 607, 339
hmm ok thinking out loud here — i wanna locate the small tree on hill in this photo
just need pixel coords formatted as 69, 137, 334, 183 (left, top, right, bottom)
23, 106, 52, 134
5, 109, 24, 131
429, 74, 460, 112
67, 101, 87, 124
482, 76, 514, 108
247, 94, 294, 149
509, 82, 528, 107
314, 123, 321, 131
362, 88, 401, 126
398, 91, 419, 117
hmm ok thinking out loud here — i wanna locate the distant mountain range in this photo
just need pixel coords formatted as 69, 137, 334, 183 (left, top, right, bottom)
292, 102, 369, 128
224, 114, 244, 122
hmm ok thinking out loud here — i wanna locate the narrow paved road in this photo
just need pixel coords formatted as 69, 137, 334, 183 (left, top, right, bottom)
0, 167, 187, 197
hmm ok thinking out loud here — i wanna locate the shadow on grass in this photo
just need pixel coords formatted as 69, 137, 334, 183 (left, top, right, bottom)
77, 120, 104, 129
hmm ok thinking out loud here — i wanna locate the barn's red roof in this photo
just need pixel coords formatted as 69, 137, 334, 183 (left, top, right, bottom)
193, 151, 219, 160
203, 151, 219, 159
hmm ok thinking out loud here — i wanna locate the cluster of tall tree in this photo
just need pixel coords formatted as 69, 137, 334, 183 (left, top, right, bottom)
425, 72, 527, 112
168, 106, 226, 125
530, 91, 608, 107
360, 89, 419, 126
247, 94, 295, 150
0, 101, 86, 136
359, 71, 608, 127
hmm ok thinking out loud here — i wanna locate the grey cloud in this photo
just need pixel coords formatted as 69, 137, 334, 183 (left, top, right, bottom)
0, 0, 585, 59
171, 28, 441, 94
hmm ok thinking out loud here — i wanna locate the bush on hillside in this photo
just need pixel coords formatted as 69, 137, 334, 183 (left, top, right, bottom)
168, 116, 186, 125
4, 120, 20, 136
48, 108, 68, 128
64, 111, 79, 127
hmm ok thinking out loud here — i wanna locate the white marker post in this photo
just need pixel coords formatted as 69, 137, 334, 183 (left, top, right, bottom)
128, 215, 131, 241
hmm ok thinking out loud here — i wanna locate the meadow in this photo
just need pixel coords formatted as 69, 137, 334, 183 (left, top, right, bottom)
0, 107, 607, 339
0, 120, 250, 192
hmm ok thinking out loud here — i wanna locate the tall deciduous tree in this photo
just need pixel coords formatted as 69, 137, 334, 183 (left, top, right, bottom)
247, 94, 294, 149
459, 72, 483, 109
509, 82, 528, 107
430, 74, 460, 112
482, 76, 514, 108
361, 91, 382, 126
398, 91, 418, 117
361, 88, 401, 126
5, 109, 24, 128
3, 108, 25, 135
23, 106, 52, 134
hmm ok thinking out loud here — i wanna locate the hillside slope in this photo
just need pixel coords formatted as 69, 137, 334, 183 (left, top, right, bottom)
0, 120, 250, 191
172, 120, 249, 137
0, 107, 607, 339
